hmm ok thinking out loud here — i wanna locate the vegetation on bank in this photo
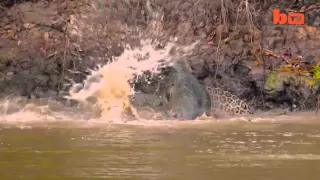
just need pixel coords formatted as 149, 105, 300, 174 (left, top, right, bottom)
203, 0, 319, 109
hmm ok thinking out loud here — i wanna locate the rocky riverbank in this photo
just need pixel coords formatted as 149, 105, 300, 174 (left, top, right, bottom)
0, 0, 319, 117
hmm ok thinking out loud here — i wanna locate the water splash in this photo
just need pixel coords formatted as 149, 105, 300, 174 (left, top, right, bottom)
67, 38, 199, 122
0, 38, 199, 124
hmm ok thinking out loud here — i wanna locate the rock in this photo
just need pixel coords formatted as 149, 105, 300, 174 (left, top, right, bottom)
229, 63, 251, 77
294, 27, 308, 40
0, 96, 28, 115
243, 34, 251, 43
36, 74, 49, 86
6, 72, 14, 76
49, 74, 60, 87
229, 39, 244, 56
188, 58, 208, 78
194, 28, 207, 38
43, 90, 58, 98
177, 22, 192, 37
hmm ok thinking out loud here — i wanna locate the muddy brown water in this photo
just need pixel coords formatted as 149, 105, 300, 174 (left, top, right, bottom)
1, 114, 320, 180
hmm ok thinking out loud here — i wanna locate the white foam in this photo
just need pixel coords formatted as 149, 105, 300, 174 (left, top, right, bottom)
0, 38, 200, 125
67, 38, 198, 121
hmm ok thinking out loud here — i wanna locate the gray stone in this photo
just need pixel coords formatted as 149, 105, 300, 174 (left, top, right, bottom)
229, 39, 244, 56
36, 74, 50, 85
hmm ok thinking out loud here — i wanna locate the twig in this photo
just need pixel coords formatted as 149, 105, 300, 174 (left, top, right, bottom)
193, 0, 202, 8
40, 51, 58, 61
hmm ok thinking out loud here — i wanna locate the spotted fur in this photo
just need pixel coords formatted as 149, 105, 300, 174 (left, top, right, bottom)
204, 85, 253, 115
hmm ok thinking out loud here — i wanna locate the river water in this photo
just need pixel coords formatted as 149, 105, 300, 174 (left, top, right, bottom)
1, 39, 320, 179
1, 115, 320, 180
